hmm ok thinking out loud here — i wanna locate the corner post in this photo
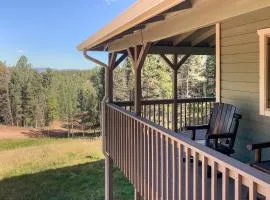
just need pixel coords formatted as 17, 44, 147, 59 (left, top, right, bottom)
104, 52, 115, 200
128, 43, 151, 200
84, 51, 127, 200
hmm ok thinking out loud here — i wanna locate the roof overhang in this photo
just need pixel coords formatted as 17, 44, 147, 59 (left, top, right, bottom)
78, 0, 190, 51
78, 0, 270, 52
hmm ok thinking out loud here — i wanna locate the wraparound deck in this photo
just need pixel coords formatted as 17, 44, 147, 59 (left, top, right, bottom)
105, 102, 270, 200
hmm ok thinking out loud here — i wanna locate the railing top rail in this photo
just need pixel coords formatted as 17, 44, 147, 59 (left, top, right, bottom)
113, 97, 216, 106
107, 103, 270, 187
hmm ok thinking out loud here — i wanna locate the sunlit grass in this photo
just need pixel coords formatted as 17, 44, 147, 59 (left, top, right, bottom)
0, 138, 133, 200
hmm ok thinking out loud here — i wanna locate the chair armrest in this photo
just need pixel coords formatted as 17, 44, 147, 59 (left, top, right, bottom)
206, 133, 235, 140
246, 142, 270, 151
186, 124, 209, 131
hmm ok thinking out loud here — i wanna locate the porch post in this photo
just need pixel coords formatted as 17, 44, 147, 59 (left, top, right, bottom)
160, 54, 190, 132
172, 54, 178, 132
128, 43, 151, 200
104, 52, 115, 200
84, 51, 127, 200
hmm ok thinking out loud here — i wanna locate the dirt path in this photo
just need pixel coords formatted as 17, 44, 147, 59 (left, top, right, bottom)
0, 125, 38, 139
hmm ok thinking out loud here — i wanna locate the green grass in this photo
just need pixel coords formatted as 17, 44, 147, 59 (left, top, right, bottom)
0, 138, 133, 200
0, 138, 61, 151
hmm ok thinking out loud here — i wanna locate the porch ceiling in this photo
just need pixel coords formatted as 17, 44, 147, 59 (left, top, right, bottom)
78, 0, 270, 52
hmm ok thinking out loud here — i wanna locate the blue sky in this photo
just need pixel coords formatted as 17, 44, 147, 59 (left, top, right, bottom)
0, 0, 136, 69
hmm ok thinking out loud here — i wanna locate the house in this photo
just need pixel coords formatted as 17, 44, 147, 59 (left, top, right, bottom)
78, 0, 270, 199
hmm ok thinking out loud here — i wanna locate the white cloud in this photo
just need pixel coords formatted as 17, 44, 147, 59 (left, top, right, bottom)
17, 50, 24, 53
105, 0, 119, 5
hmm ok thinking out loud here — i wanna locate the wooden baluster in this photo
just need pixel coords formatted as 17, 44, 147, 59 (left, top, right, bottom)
153, 104, 156, 123
193, 102, 195, 125
133, 119, 136, 186
180, 103, 183, 131
129, 117, 132, 182
152, 130, 155, 200
184, 103, 187, 128
144, 125, 148, 197
158, 104, 161, 125
193, 152, 198, 200
135, 121, 139, 193
148, 105, 151, 121
206, 102, 208, 124
249, 181, 257, 200
163, 104, 165, 127
186, 147, 191, 200
156, 132, 160, 199
235, 174, 242, 200
148, 128, 152, 200
161, 134, 165, 200
178, 143, 184, 200
167, 104, 170, 129
166, 137, 170, 200
172, 141, 176, 200
141, 123, 144, 196
126, 115, 128, 177
120, 113, 123, 170
197, 102, 199, 124
202, 156, 208, 200
211, 162, 217, 200
222, 167, 229, 200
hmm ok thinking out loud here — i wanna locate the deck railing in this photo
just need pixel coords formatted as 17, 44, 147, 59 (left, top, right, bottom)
106, 103, 270, 200
114, 97, 215, 131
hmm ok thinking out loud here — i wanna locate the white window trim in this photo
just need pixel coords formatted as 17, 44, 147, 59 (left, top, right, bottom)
258, 28, 270, 116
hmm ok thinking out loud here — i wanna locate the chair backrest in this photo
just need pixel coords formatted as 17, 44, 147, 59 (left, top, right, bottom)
207, 103, 241, 148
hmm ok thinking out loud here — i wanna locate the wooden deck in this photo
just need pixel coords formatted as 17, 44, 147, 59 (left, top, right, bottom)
105, 103, 270, 200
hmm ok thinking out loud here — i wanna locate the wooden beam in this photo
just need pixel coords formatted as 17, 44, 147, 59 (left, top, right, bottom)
160, 54, 174, 69
173, 31, 195, 46
129, 43, 151, 117
209, 39, 216, 47
140, 15, 165, 25
113, 52, 128, 70
161, 0, 192, 15
149, 46, 215, 55
136, 43, 151, 70
191, 27, 216, 46
176, 54, 190, 69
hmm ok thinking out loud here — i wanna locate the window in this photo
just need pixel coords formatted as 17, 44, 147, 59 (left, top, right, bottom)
258, 28, 270, 116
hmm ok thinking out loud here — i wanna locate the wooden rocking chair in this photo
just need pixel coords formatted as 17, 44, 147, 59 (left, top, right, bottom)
186, 103, 242, 156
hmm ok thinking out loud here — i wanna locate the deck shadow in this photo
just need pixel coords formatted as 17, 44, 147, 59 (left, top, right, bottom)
0, 160, 133, 200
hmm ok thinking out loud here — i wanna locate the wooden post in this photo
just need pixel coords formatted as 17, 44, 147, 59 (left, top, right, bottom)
84, 51, 127, 200
128, 43, 151, 116
172, 54, 178, 132
128, 43, 151, 200
160, 54, 190, 132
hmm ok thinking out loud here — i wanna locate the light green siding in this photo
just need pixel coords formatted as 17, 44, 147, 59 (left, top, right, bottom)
221, 6, 270, 162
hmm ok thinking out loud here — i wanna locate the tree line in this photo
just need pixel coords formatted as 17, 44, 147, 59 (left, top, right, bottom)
113, 55, 215, 101
0, 54, 215, 130
0, 56, 103, 131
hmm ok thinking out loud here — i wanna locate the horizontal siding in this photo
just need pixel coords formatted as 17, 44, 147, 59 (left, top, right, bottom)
221, 18, 270, 38
221, 33, 258, 47
221, 72, 258, 83
221, 52, 258, 64
221, 81, 258, 93
221, 7, 270, 162
222, 42, 258, 55
221, 63, 258, 73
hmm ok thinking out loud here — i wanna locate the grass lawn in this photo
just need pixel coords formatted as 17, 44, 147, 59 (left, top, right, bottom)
0, 138, 133, 200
